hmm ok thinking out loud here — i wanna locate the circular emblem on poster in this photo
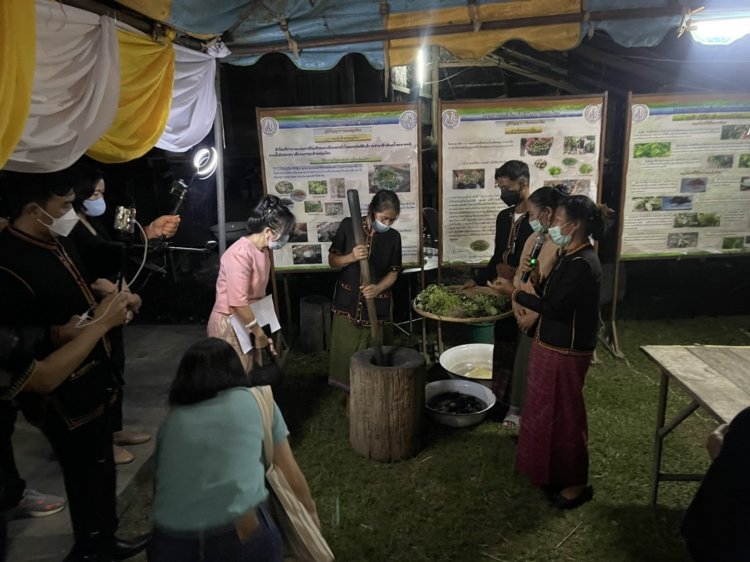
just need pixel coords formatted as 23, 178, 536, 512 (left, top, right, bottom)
583, 104, 602, 123
260, 117, 279, 136
442, 109, 460, 129
631, 104, 650, 123
399, 110, 418, 130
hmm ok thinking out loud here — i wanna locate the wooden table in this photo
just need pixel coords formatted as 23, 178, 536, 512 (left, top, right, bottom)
641, 345, 750, 507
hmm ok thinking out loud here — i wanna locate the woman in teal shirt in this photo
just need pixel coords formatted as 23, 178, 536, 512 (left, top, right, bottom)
149, 338, 319, 561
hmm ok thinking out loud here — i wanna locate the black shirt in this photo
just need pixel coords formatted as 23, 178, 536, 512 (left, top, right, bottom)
682, 407, 750, 561
0, 226, 116, 428
515, 245, 601, 352
329, 217, 401, 325
475, 207, 533, 286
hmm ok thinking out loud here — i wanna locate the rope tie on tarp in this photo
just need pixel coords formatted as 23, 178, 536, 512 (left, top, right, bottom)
583, 10, 594, 39
278, 16, 299, 58
467, 0, 482, 32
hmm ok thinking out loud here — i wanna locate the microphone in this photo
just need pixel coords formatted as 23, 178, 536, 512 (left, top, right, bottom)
521, 234, 545, 283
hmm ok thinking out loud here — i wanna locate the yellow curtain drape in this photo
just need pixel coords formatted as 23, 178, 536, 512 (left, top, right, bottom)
87, 29, 175, 163
388, 0, 582, 67
0, 0, 36, 169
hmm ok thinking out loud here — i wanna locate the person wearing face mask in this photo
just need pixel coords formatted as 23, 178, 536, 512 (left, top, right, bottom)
502, 185, 566, 431
68, 163, 158, 466
327, 190, 402, 394
464, 160, 533, 418
0, 295, 130, 561
488, 194, 607, 510
208, 195, 295, 375
0, 170, 151, 560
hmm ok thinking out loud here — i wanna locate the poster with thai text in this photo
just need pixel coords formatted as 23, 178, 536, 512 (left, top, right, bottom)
440, 96, 605, 265
257, 105, 421, 271
620, 94, 750, 259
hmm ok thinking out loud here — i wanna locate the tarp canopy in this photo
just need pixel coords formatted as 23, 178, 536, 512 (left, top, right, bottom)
116, 0, 697, 70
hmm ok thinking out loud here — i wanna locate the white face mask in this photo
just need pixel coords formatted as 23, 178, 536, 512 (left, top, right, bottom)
36, 206, 79, 237
373, 219, 391, 233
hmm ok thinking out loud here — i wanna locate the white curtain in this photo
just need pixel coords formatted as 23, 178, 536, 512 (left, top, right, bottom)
155, 44, 217, 153
4, 1, 119, 172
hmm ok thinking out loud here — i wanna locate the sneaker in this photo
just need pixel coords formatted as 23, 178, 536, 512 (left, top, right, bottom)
8, 489, 66, 519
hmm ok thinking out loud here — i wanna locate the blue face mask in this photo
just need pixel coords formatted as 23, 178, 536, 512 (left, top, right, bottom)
373, 219, 391, 233
268, 234, 289, 251
82, 198, 106, 217
549, 222, 573, 247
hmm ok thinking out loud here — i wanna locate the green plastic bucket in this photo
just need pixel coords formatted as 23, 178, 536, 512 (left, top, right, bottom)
465, 322, 494, 344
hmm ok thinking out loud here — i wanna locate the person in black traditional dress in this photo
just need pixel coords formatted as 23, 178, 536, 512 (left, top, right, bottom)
489, 194, 607, 509
464, 160, 533, 416
327, 190, 401, 395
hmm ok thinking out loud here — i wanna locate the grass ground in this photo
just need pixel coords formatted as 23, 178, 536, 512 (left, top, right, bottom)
119, 315, 750, 561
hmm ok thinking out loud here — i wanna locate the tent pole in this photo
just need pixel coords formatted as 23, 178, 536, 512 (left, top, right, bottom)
214, 65, 228, 255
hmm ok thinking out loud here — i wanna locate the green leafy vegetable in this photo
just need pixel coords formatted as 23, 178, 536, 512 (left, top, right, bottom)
548, 166, 562, 176
415, 284, 509, 318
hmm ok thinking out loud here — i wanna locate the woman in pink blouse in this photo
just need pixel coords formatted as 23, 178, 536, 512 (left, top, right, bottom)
208, 196, 294, 372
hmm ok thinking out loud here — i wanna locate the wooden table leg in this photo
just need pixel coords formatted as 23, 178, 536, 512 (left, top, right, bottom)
650, 369, 670, 507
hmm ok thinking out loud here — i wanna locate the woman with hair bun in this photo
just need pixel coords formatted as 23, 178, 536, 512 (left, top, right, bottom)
208, 195, 295, 373
489, 194, 609, 510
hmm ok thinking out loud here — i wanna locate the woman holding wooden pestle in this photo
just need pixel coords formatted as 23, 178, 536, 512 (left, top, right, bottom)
327, 190, 402, 398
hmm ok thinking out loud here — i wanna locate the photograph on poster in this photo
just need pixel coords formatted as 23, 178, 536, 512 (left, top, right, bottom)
680, 177, 707, 193
720, 124, 750, 140
469, 239, 490, 252
633, 142, 671, 158
292, 244, 323, 264
275, 180, 294, 194
368, 164, 411, 193
667, 232, 699, 249
452, 169, 485, 190
317, 221, 340, 243
563, 136, 596, 155
520, 137, 553, 156
290, 223, 308, 243
740, 177, 750, 191
722, 236, 744, 249
740, 154, 750, 168
633, 196, 663, 212
291, 189, 307, 202
305, 201, 323, 213
706, 154, 734, 168
308, 180, 328, 195
325, 202, 344, 216
330, 178, 346, 198
662, 196, 693, 211
674, 212, 721, 228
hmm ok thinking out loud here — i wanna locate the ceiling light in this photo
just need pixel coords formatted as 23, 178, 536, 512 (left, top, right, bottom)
689, 14, 750, 45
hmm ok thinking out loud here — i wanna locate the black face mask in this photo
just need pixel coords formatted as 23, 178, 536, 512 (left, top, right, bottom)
500, 188, 521, 208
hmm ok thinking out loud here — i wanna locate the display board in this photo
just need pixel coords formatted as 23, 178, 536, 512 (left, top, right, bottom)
440, 95, 606, 265
620, 93, 750, 259
257, 104, 422, 271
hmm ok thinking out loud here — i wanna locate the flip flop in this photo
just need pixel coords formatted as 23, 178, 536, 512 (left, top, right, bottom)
501, 413, 521, 429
